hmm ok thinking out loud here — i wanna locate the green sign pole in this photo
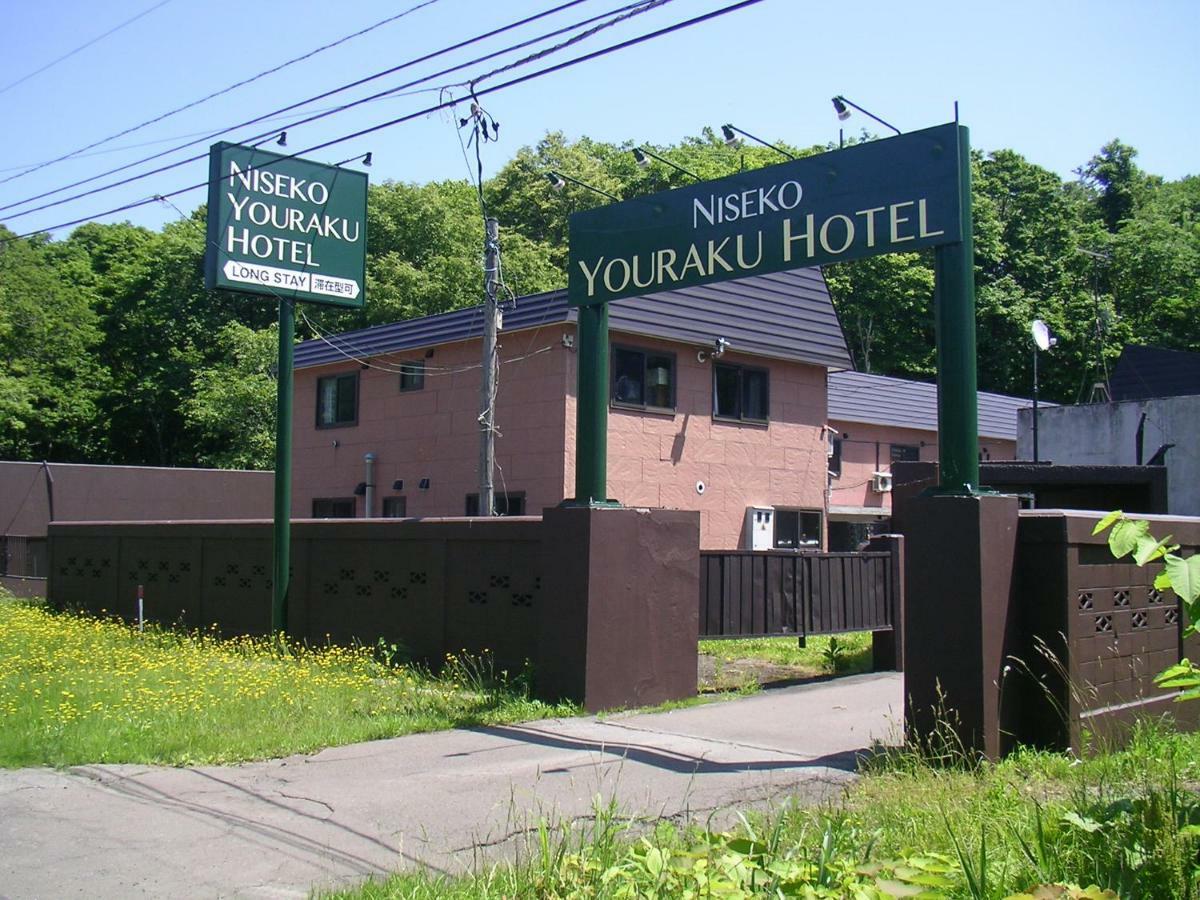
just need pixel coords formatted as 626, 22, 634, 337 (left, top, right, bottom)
271, 297, 294, 633
573, 301, 612, 505
932, 127, 980, 494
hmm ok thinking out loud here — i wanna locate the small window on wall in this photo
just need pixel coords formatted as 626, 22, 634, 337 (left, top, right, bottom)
713, 363, 768, 423
382, 496, 407, 517
316, 372, 358, 427
312, 497, 356, 518
465, 492, 527, 516
890, 444, 920, 463
399, 361, 424, 392
612, 346, 675, 411
774, 509, 822, 549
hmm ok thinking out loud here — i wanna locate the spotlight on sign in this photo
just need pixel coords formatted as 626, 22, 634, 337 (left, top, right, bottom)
832, 96, 851, 121
277, 131, 288, 147
721, 124, 740, 148
362, 153, 373, 167
632, 148, 649, 168
546, 172, 567, 191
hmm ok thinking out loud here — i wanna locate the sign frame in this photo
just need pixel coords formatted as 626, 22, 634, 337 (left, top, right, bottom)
204, 141, 368, 309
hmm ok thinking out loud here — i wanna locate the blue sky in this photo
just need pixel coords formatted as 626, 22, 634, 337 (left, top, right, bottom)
1, 0, 1196, 237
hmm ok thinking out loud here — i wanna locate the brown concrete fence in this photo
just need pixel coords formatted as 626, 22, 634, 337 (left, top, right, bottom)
47, 508, 701, 712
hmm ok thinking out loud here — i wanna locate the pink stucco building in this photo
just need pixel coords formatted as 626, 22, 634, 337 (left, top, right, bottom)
292, 269, 1032, 550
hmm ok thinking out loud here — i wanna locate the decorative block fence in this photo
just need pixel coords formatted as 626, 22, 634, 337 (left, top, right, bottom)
47, 508, 701, 712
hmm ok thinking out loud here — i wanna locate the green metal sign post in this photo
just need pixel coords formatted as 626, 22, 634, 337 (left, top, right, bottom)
566, 123, 979, 504
205, 142, 368, 632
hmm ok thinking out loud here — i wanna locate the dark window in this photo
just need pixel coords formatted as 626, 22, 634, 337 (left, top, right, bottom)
713, 363, 769, 422
382, 496, 407, 517
890, 444, 920, 463
612, 347, 675, 411
399, 361, 424, 392
774, 509, 822, 549
829, 437, 843, 477
312, 497, 356, 518
465, 492, 527, 516
316, 372, 358, 427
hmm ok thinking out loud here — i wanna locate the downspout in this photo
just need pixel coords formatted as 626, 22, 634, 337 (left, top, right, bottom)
364, 453, 376, 518
42, 461, 55, 523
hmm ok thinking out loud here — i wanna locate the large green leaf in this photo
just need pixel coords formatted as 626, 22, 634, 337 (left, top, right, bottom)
1108, 518, 1149, 559
1164, 554, 1200, 604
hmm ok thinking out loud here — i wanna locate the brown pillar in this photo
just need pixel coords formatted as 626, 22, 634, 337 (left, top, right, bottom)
867, 533, 905, 672
537, 506, 699, 712
901, 493, 1020, 759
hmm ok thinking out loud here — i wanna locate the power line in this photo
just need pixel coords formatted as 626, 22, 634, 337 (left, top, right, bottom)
4, 0, 765, 241
0, 0, 442, 189
0, 0, 599, 217
0, 0, 173, 98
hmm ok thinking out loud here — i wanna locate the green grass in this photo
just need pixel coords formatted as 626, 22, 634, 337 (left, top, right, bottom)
0, 595, 577, 768
323, 722, 1200, 899
700, 632, 874, 676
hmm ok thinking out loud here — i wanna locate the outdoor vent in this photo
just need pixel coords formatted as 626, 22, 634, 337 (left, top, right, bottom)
418, 478, 431, 490
392, 480, 403, 491
353, 482, 367, 496
871, 472, 893, 494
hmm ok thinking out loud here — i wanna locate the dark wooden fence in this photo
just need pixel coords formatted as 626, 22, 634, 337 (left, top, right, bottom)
699, 537, 901, 641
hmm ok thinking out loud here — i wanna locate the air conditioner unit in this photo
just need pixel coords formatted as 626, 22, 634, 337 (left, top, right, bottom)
871, 471, 893, 494
744, 506, 774, 551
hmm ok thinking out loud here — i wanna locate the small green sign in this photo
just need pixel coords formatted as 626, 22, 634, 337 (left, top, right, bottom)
204, 142, 368, 308
568, 123, 962, 306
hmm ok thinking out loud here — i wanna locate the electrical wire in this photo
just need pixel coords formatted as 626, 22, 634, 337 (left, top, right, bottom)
0, 0, 173, 98
0, 0, 599, 217
4, 0, 765, 241
0, 0, 442, 188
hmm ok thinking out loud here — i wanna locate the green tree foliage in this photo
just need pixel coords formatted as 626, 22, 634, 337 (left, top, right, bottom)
183, 322, 277, 470
1, 129, 1196, 469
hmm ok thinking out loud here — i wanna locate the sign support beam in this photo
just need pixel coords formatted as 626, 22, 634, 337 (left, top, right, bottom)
932, 126, 980, 494
271, 297, 294, 633
572, 301, 613, 506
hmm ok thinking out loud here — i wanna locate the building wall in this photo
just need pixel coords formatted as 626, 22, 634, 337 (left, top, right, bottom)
292, 325, 572, 519
1017, 396, 1200, 516
293, 327, 832, 550
828, 420, 1015, 515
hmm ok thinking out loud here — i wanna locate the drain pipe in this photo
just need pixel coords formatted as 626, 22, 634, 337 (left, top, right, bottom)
364, 453, 376, 518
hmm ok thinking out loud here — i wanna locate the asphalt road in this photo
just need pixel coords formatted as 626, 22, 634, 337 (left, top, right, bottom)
0, 671, 903, 899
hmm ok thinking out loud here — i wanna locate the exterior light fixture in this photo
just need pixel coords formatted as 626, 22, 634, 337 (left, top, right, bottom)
419, 478, 431, 490
277, 131, 287, 147
830, 95, 901, 136
362, 152, 372, 167
631, 146, 700, 180
1030, 318, 1057, 463
544, 170, 619, 201
720, 124, 794, 160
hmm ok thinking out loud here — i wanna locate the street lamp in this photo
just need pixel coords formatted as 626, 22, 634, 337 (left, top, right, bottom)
1031, 319, 1057, 462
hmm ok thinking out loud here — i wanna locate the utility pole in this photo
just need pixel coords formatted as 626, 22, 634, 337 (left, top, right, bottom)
478, 217, 499, 516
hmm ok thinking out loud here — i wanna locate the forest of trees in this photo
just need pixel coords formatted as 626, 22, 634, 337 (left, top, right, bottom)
1, 130, 1196, 470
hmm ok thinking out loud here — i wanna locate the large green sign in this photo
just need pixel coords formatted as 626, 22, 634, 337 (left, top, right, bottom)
568, 123, 962, 306
204, 142, 367, 308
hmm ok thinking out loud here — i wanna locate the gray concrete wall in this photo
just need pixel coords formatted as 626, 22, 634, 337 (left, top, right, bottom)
1018, 396, 1200, 515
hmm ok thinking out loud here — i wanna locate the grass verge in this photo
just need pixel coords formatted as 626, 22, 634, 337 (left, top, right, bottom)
0, 594, 577, 768
323, 722, 1200, 899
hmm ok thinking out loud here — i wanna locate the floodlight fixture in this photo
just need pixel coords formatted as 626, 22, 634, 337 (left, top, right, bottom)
631, 146, 700, 180
362, 152, 373, 167
829, 95, 901, 136
544, 170, 619, 201
720, 123, 794, 160
277, 131, 288, 147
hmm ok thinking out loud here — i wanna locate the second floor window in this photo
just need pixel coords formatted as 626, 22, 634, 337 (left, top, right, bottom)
713, 363, 768, 423
612, 347, 675, 411
317, 372, 358, 427
399, 361, 424, 392
890, 443, 920, 463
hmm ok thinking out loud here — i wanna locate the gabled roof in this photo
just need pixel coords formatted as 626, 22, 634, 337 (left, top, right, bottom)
1110, 345, 1200, 401
828, 370, 1037, 441
294, 268, 852, 371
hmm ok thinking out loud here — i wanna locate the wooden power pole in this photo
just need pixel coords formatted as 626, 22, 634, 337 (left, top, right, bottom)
478, 217, 499, 515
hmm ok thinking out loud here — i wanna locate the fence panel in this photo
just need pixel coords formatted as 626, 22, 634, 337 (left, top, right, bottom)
698, 550, 894, 639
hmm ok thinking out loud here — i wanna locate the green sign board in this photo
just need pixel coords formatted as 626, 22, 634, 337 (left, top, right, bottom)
568, 123, 963, 306
204, 142, 368, 308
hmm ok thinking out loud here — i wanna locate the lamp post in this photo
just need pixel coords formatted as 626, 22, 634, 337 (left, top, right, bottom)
1031, 319, 1057, 462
